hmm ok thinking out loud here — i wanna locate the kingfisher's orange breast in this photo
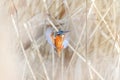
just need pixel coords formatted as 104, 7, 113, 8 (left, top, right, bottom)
54, 35, 63, 53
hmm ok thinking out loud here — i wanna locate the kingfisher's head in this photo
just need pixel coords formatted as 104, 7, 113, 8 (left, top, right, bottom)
56, 29, 69, 36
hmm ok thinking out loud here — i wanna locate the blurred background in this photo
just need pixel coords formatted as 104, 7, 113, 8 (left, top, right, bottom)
0, 0, 120, 80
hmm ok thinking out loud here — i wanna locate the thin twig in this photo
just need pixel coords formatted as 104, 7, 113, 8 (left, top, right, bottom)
11, 15, 37, 80
22, 61, 27, 80
24, 22, 50, 80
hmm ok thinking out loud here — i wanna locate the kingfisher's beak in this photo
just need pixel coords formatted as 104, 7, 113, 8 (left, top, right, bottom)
63, 31, 69, 33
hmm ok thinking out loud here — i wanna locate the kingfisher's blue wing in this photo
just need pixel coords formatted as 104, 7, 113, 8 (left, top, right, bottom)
63, 36, 69, 48
45, 28, 55, 48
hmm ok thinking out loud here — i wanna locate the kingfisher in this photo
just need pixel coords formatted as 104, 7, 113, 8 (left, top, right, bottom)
45, 28, 69, 57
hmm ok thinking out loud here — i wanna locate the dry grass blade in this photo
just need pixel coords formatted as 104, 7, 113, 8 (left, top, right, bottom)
2, 0, 120, 80
11, 15, 37, 80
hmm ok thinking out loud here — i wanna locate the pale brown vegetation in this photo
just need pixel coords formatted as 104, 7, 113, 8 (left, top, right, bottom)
0, 0, 120, 80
